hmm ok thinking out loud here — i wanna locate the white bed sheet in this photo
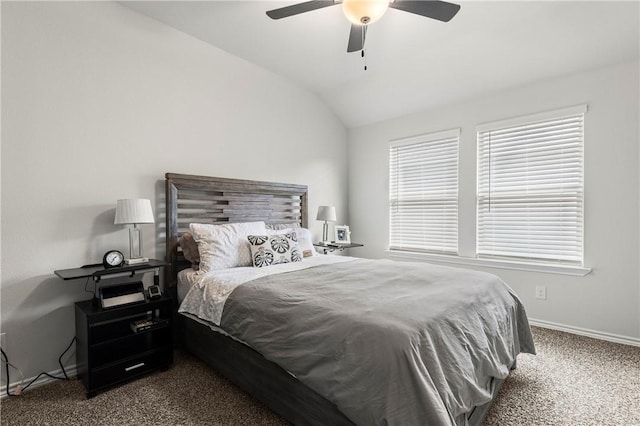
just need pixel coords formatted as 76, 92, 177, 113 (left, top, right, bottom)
178, 255, 356, 326
177, 268, 201, 304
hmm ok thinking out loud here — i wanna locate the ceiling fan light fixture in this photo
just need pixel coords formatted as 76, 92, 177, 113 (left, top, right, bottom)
342, 0, 389, 25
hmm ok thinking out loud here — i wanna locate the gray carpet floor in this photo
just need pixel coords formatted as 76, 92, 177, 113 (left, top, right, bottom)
1, 326, 639, 425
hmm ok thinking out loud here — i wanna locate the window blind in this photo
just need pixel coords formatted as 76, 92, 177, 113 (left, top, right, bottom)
389, 129, 459, 254
477, 105, 586, 264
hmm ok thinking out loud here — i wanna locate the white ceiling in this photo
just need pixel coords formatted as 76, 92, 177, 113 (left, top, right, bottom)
122, 1, 640, 128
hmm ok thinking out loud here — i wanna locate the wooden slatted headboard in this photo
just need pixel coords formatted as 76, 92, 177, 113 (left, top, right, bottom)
165, 173, 308, 286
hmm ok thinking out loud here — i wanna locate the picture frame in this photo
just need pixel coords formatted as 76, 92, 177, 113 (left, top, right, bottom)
334, 225, 351, 244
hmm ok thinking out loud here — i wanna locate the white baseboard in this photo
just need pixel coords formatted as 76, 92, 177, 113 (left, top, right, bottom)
529, 318, 640, 347
0, 364, 77, 399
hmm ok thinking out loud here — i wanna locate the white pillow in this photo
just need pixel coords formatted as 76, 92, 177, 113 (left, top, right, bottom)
266, 227, 317, 257
248, 233, 302, 267
190, 221, 267, 272
296, 227, 318, 257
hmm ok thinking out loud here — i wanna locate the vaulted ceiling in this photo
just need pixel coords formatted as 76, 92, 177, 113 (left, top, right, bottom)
123, 1, 640, 128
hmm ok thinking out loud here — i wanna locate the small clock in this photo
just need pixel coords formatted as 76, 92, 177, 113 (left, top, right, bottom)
103, 250, 124, 268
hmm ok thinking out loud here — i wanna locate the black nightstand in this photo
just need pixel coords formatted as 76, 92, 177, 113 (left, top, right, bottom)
56, 259, 173, 397
313, 243, 364, 255
74, 296, 173, 398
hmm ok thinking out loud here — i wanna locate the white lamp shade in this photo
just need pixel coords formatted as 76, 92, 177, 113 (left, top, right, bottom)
114, 199, 155, 225
316, 206, 337, 222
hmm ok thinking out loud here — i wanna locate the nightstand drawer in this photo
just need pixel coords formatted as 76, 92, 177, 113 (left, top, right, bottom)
91, 349, 171, 389
90, 326, 171, 367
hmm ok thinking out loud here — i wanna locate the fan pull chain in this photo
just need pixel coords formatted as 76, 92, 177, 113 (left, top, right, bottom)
362, 25, 368, 71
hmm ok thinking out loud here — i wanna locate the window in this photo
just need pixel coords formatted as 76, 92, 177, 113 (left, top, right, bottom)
476, 105, 586, 265
389, 129, 459, 254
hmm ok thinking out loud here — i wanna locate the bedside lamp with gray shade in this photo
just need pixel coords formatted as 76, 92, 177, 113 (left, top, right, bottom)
316, 205, 336, 245
114, 199, 155, 265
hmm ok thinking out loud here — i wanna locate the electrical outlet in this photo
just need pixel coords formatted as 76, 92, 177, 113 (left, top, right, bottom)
0, 332, 6, 350
535, 286, 547, 300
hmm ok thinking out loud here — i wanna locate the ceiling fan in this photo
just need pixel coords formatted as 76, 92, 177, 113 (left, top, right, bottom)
266, 0, 461, 53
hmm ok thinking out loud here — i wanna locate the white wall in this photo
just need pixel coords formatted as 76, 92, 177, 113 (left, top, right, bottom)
1, 2, 348, 380
348, 61, 640, 342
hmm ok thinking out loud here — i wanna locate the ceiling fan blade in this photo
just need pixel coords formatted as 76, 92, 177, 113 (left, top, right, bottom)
389, 0, 461, 22
266, 1, 337, 20
347, 24, 365, 52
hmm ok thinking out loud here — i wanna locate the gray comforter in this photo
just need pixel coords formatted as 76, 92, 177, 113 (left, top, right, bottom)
220, 259, 535, 426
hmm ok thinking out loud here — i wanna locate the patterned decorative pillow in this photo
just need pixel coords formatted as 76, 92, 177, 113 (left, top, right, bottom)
266, 227, 317, 257
248, 232, 302, 268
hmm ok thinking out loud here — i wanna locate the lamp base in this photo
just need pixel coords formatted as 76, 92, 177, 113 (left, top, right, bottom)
125, 257, 149, 265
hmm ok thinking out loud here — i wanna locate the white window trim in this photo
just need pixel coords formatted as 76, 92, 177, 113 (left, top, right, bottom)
475, 104, 587, 267
386, 250, 592, 277
476, 104, 587, 133
389, 128, 461, 148
384, 105, 592, 276
389, 128, 461, 255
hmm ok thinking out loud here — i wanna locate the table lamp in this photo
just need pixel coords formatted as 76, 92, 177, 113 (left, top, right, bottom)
114, 199, 155, 265
316, 206, 336, 245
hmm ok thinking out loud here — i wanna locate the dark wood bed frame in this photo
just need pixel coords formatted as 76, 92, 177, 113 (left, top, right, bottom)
165, 172, 506, 426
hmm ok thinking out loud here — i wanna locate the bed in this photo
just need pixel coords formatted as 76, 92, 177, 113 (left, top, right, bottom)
165, 172, 535, 426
